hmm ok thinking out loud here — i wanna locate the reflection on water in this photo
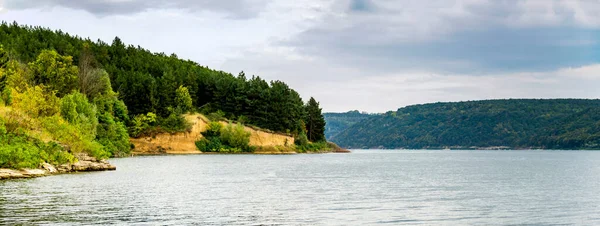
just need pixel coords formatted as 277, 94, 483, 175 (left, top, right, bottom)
1, 150, 600, 225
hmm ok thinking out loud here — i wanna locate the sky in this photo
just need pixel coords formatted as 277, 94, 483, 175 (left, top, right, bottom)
0, 0, 599, 113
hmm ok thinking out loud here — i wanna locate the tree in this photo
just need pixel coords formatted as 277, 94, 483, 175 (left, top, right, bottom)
60, 92, 99, 138
28, 50, 79, 97
304, 97, 326, 142
78, 44, 109, 99
175, 85, 193, 113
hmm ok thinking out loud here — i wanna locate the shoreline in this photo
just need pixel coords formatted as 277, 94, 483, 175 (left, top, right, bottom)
1, 147, 350, 180
0, 154, 116, 180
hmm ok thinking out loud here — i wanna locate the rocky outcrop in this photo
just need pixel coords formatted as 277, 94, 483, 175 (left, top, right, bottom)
0, 153, 116, 180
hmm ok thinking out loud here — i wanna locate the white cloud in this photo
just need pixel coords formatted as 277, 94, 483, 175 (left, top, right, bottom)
1, 0, 599, 113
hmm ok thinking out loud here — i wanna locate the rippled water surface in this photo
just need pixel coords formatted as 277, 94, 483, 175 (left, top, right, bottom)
2, 150, 600, 225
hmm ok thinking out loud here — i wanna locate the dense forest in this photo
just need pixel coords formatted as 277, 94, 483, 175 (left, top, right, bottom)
0, 22, 327, 168
0, 22, 328, 136
331, 99, 600, 150
323, 111, 374, 140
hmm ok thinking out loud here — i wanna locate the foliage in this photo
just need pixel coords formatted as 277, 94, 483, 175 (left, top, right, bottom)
0, 87, 11, 106
96, 113, 130, 157
220, 123, 251, 151
0, 22, 324, 139
294, 131, 309, 146
304, 97, 326, 142
60, 92, 98, 138
206, 110, 226, 122
93, 81, 131, 157
79, 68, 110, 99
332, 99, 600, 150
129, 112, 158, 137
12, 85, 61, 118
158, 112, 191, 133
175, 85, 193, 113
323, 110, 375, 140
4, 60, 30, 91
195, 122, 253, 153
0, 119, 75, 169
41, 116, 109, 159
28, 50, 78, 97
296, 141, 331, 153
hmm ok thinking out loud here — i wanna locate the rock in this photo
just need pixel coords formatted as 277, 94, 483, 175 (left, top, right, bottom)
21, 169, 47, 177
0, 168, 47, 180
72, 160, 116, 172
57, 164, 72, 173
1, 153, 116, 180
42, 163, 58, 173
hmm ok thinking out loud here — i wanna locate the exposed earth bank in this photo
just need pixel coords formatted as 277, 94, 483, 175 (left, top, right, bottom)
130, 114, 297, 155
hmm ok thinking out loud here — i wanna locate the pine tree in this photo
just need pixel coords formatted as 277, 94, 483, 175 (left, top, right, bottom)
304, 97, 326, 142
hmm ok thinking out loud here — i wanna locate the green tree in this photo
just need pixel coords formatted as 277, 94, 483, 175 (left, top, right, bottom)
60, 92, 99, 138
28, 50, 79, 97
175, 85, 193, 113
304, 97, 326, 142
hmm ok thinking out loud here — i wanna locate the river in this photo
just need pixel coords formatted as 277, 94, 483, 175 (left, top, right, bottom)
1, 150, 600, 225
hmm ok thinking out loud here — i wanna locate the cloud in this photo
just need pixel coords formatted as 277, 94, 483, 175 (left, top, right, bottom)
2, 0, 599, 112
2, 0, 271, 18
282, 0, 600, 74
222, 42, 600, 112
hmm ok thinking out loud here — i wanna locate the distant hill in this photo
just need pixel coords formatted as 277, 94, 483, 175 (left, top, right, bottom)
330, 99, 600, 150
324, 111, 375, 140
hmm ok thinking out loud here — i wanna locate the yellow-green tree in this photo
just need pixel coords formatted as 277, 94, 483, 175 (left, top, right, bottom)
175, 85, 193, 113
28, 50, 78, 97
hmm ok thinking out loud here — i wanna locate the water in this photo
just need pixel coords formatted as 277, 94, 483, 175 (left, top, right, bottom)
1, 150, 600, 225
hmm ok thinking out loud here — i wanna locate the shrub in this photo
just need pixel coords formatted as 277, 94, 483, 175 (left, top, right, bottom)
207, 110, 226, 122
195, 122, 252, 153
296, 141, 331, 153
294, 132, 309, 146
220, 123, 251, 151
0, 119, 75, 169
41, 116, 109, 159
60, 92, 98, 138
12, 85, 61, 118
159, 112, 191, 133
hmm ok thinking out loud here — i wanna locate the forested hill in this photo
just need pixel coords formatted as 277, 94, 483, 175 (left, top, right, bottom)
0, 22, 328, 169
331, 99, 600, 150
324, 111, 375, 140
0, 22, 322, 136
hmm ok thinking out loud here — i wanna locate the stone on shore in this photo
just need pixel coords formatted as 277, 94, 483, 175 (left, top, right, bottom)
0, 153, 116, 180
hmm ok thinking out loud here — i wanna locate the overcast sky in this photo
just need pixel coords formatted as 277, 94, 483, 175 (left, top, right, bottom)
0, 0, 599, 112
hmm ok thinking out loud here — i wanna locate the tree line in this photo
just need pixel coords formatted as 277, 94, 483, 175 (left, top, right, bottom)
0, 21, 326, 142
331, 99, 600, 150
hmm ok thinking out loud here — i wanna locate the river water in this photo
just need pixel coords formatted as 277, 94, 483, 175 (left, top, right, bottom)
1, 150, 600, 225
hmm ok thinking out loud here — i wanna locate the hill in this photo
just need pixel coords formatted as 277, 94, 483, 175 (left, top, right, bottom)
0, 22, 330, 171
331, 99, 600, 150
324, 111, 375, 140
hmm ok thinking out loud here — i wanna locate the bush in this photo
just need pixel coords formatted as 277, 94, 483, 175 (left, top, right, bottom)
60, 92, 98, 138
294, 132, 309, 146
296, 141, 331, 153
220, 123, 251, 151
159, 112, 191, 133
207, 110, 226, 122
129, 112, 157, 137
1, 88, 11, 106
41, 116, 109, 160
195, 122, 253, 153
0, 120, 75, 169
12, 85, 61, 118
96, 113, 131, 157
